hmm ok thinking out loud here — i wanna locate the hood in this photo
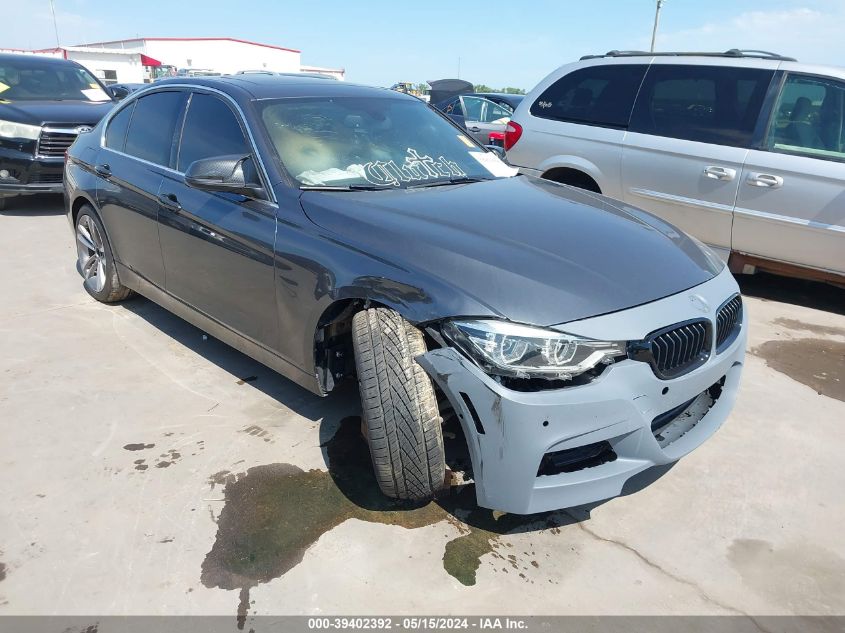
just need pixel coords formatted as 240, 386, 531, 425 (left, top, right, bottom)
300, 176, 723, 326
0, 100, 115, 126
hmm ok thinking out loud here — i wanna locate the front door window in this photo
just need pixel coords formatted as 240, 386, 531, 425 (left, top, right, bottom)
767, 74, 845, 161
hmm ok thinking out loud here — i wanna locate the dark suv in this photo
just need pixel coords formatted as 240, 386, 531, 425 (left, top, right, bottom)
0, 53, 115, 209
64, 75, 745, 514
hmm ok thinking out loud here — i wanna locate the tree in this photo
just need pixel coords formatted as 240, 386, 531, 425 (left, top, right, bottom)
473, 84, 525, 94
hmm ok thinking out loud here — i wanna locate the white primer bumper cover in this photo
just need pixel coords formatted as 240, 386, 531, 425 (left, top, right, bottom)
417, 267, 746, 514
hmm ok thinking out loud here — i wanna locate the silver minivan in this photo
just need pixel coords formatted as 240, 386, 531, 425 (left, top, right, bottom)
505, 50, 845, 285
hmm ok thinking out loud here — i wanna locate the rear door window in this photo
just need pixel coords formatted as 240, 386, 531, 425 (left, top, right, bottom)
177, 92, 250, 172
104, 101, 135, 152
530, 64, 648, 128
123, 91, 185, 167
629, 64, 774, 147
766, 73, 845, 161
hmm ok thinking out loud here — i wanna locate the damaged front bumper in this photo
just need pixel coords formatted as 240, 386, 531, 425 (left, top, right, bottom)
417, 268, 746, 515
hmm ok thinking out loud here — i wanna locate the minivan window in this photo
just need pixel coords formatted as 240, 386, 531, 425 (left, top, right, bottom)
767, 74, 845, 161
178, 93, 249, 172
124, 91, 185, 167
104, 102, 135, 152
530, 64, 648, 128
629, 65, 774, 147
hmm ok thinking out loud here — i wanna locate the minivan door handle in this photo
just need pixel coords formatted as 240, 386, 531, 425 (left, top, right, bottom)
703, 166, 736, 181
747, 173, 784, 188
94, 163, 111, 178
158, 192, 182, 211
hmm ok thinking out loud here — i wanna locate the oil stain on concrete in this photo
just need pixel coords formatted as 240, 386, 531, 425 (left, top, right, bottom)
728, 539, 845, 613
753, 338, 844, 402
0, 561, 6, 582
773, 318, 845, 338
201, 416, 575, 623
155, 449, 182, 469
241, 424, 272, 443
123, 443, 154, 451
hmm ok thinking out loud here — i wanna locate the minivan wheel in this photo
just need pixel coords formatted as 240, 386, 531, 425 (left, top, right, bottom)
75, 206, 132, 303
351, 307, 446, 501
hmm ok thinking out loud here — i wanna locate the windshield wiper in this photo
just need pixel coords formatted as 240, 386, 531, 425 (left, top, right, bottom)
299, 184, 395, 191
405, 176, 490, 189
300, 176, 491, 192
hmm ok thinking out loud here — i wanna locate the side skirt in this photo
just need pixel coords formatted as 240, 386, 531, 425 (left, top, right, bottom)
116, 262, 324, 396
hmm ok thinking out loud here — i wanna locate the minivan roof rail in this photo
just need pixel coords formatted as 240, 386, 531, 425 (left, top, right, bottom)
579, 49, 797, 62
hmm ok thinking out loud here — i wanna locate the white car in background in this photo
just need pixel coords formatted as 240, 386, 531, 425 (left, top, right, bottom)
505, 50, 845, 286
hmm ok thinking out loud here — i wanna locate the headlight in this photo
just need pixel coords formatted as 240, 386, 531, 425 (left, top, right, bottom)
442, 319, 626, 380
0, 120, 42, 141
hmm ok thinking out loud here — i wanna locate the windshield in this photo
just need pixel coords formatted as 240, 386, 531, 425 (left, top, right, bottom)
259, 96, 516, 188
0, 59, 111, 102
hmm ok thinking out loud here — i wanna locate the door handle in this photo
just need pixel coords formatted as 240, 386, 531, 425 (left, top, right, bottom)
158, 192, 182, 211
94, 163, 111, 177
703, 166, 736, 181
194, 224, 223, 241
747, 173, 783, 188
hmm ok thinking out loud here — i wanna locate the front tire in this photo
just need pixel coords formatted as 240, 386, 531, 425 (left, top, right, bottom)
352, 307, 445, 500
75, 206, 132, 303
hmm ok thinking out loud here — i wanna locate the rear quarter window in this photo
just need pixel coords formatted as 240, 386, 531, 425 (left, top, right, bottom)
104, 101, 135, 152
530, 64, 648, 128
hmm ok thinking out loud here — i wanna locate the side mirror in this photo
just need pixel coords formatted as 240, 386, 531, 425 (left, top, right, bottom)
107, 85, 125, 101
184, 155, 264, 198
484, 145, 506, 158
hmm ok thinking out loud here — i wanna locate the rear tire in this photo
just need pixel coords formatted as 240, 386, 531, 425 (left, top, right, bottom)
351, 307, 445, 500
75, 206, 133, 303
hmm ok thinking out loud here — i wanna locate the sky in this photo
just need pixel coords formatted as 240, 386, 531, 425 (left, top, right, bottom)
3, 0, 845, 89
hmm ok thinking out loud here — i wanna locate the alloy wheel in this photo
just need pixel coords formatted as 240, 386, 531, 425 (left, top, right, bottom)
76, 215, 107, 293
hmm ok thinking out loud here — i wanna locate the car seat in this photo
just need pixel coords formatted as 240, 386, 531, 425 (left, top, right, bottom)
783, 96, 823, 149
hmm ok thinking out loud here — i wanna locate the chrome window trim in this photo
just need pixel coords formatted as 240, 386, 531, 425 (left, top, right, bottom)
98, 83, 278, 205
40, 126, 84, 135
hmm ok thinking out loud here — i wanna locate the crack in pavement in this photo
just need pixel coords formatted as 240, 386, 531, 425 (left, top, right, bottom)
5, 299, 104, 320
565, 512, 774, 633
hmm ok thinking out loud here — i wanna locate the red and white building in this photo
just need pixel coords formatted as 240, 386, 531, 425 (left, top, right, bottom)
1, 37, 345, 84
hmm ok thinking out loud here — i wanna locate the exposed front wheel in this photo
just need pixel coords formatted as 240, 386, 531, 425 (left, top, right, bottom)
75, 206, 133, 303
351, 307, 445, 500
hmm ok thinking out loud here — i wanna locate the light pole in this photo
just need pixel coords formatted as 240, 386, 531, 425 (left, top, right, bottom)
49, 0, 61, 47
650, 0, 665, 53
